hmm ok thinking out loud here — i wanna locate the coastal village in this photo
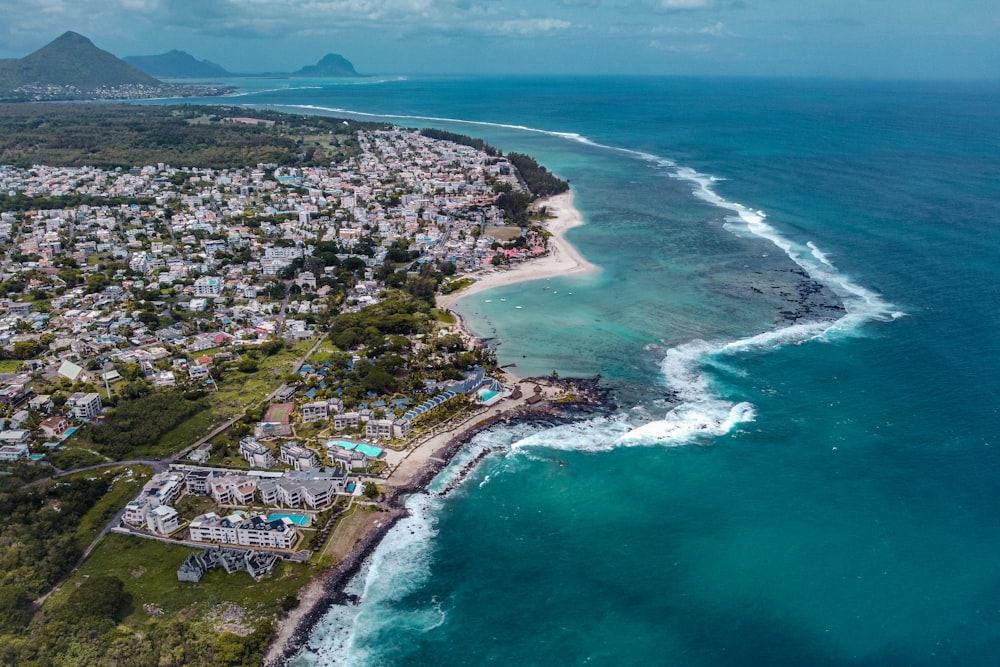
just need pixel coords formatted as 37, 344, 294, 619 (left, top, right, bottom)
0, 117, 594, 663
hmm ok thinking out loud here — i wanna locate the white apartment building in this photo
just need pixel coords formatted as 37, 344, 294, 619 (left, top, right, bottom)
66, 392, 103, 420
194, 275, 224, 296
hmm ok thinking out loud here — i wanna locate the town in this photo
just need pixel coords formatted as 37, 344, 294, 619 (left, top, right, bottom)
0, 122, 560, 580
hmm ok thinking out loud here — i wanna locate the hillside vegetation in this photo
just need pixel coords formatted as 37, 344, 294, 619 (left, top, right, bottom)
0, 104, 389, 168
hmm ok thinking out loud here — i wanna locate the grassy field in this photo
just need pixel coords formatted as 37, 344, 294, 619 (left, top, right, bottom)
155, 339, 315, 453
0, 359, 23, 373
71, 465, 153, 549
430, 308, 458, 323
485, 225, 522, 241
439, 279, 474, 296
50, 533, 318, 626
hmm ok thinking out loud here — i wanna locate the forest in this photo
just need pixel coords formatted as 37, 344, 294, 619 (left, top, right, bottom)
0, 103, 388, 168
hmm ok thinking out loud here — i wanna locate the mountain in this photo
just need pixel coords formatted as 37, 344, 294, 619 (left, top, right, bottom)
293, 53, 361, 77
0, 31, 163, 91
124, 50, 231, 78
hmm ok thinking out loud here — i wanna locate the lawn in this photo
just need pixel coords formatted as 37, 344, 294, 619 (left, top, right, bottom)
71, 465, 153, 549
0, 359, 24, 373
50, 533, 319, 626
155, 339, 315, 453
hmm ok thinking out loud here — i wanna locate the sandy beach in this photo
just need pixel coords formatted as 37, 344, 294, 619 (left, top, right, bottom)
436, 190, 599, 312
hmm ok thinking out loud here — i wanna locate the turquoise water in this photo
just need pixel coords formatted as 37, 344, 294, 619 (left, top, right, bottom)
146, 77, 1000, 665
62, 427, 77, 437
478, 390, 499, 402
328, 441, 383, 457
269, 513, 311, 527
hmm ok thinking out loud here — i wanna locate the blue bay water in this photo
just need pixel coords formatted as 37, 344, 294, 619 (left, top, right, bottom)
159, 77, 1000, 664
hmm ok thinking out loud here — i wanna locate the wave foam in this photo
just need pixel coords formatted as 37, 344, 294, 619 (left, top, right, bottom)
271, 103, 899, 453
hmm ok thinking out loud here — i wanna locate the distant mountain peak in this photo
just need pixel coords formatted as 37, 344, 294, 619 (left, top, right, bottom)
125, 49, 231, 79
0, 31, 163, 94
294, 53, 361, 78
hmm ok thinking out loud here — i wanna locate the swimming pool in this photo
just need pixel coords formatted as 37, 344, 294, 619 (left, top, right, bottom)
479, 390, 500, 402
330, 441, 383, 457
268, 513, 311, 527
63, 427, 78, 438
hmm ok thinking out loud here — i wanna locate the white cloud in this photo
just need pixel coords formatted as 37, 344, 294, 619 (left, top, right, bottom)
496, 18, 573, 35
648, 39, 711, 52
656, 0, 715, 10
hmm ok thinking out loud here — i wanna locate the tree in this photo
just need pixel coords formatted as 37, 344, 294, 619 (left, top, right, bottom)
362, 481, 380, 500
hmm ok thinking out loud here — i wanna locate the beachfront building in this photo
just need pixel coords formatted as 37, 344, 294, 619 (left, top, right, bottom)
188, 512, 298, 550
365, 418, 412, 440
256, 469, 349, 509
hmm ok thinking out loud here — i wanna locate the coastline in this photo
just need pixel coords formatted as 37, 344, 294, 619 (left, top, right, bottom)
263, 189, 602, 665
436, 190, 599, 312
264, 378, 611, 666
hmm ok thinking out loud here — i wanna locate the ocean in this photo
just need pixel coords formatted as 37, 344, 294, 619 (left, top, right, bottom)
162, 76, 1000, 664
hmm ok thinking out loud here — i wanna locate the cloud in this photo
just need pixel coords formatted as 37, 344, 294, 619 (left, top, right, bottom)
496, 18, 574, 35
654, 0, 715, 10
648, 40, 711, 52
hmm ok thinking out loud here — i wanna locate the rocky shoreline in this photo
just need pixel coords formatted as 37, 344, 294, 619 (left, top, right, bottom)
264, 376, 612, 666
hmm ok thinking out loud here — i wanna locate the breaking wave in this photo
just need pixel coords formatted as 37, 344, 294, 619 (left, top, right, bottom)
268, 104, 901, 449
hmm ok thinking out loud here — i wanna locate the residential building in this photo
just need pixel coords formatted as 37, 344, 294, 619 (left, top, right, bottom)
300, 400, 329, 422
66, 392, 102, 420
279, 441, 318, 471
188, 512, 297, 550
0, 443, 29, 462
146, 505, 180, 535
194, 275, 224, 296
333, 411, 360, 431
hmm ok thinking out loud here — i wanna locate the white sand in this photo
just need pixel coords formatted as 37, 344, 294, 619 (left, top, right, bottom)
436, 190, 598, 312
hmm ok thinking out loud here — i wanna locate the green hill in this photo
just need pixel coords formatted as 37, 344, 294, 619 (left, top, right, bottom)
124, 50, 232, 78
0, 31, 163, 91
293, 53, 361, 77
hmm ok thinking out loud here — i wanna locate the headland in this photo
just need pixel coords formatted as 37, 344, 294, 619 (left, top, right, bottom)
263, 192, 605, 666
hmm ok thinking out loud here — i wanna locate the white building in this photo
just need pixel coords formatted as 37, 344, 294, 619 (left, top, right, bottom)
194, 276, 224, 296
279, 442, 319, 471
300, 400, 330, 423
240, 437, 277, 468
146, 505, 180, 535
66, 392, 102, 420
0, 443, 29, 462
189, 512, 297, 550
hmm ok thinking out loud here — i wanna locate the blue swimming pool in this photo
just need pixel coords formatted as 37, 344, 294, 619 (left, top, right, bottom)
268, 513, 311, 526
479, 390, 500, 402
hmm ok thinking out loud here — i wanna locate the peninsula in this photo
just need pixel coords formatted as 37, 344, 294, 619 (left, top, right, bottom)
0, 103, 603, 666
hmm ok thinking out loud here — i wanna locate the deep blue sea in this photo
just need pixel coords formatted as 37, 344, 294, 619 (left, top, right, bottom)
157, 76, 1000, 664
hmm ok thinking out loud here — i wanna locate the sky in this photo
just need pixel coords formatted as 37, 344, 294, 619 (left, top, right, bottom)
1, 0, 999, 79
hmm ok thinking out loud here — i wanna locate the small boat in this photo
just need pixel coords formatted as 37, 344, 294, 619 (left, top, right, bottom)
484, 299, 492, 303
515, 305, 523, 309
500, 298, 507, 302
